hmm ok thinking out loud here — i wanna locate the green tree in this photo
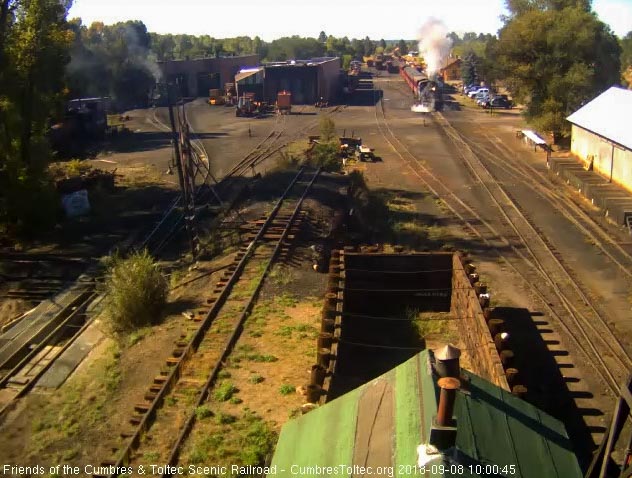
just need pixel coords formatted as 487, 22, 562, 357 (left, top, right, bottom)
319, 115, 336, 142
497, 5, 620, 140
0, 0, 72, 234
397, 39, 408, 55
621, 31, 632, 86
378, 38, 386, 50
318, 30, 326, 43
461, 51, 478, 86
362, 36, 373, 57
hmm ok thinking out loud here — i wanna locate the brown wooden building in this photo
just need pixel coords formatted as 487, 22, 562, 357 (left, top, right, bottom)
440, 58, 462, 82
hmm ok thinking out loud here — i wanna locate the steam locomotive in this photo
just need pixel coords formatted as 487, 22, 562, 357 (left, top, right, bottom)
401, 66, 443, 111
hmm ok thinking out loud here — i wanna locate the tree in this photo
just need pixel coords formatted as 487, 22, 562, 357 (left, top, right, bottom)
378, 38, 386, 50
319, 115, 336, 142
621, 31, 632, 87
318, 30, 326, 43
497, 5, 620, 140
461, 51, 478, 86
362, 36, 373, 57
447, 32, 461, 46
0, 0, 73, 234
397, 39, 408, 55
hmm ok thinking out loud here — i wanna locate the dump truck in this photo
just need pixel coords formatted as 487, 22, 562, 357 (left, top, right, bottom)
276, 90, 291, 115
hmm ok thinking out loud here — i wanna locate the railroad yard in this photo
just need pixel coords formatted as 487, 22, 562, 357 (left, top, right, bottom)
2, 61, 632, 478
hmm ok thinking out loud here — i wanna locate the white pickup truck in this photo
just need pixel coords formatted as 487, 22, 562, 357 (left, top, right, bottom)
468, 87, 489, 98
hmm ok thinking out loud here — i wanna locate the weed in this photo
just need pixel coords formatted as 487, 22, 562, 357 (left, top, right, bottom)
237, 344, 255, 353
195, 405, 213, 420
62, 447, 79, 460
168, 268, 186, 289
407, 308, 456, 342
238, 412, 278, 465
217, 370, 232, 379
214, 382, 238, 402
269, 265, 293, 287
248, 354, 278, 363
216, 412, 237, 425
249, 330, 263, 338
166, 396, 177, 406
229, 397, 243, 405
275, 326, 293, 337
276, 293, 298, 308
127, 327, 150, 347
188, 447, 208, 464
103, 250, 168, 332
289, 407, 302, 419
279, 384, 296, 395
143, 451, 160, 461
249, 374, 265, 384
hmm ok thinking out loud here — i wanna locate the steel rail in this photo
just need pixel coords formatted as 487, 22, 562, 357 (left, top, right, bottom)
99, 166, 314, 477
372, 83, 625, 395
160, 167, 321, 475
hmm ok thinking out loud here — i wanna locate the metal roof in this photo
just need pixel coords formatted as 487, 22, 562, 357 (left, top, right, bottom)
235, 67, 263, 83
268, 351, 582, 478
566, 86, 632, 150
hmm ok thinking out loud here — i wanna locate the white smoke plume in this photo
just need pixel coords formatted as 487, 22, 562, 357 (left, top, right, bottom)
417, 18, 452, 77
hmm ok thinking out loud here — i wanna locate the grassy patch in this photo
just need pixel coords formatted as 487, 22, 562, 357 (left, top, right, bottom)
195, 406, 213, 420
407, 308, 456, 342
279, 384, 296, 396
248, 374, 265, 384
127, 327, 151, 347
26, 341, 120, 460
275, 293, 298, 308
214, 382, 238, 402
185, 411, 277, 473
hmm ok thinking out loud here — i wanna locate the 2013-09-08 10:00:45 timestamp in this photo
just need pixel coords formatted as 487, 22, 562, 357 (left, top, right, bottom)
399, 463, 517, 475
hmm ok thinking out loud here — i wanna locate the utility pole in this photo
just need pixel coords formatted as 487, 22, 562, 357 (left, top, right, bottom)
166, 83, 198, 260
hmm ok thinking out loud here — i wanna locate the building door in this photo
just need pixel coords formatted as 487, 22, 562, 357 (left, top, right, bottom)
197, 73, 220, 97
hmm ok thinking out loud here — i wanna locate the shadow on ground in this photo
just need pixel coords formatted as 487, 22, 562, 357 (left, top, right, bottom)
495, 306, 597, 470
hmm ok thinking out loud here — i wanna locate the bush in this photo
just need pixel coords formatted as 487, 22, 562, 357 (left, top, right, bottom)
310, 142, 341, 172
319, 116, 336, 142
103, 250, 168, 332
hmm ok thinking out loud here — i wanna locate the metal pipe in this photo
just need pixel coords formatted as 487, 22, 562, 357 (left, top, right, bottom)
436, 377, 460, 426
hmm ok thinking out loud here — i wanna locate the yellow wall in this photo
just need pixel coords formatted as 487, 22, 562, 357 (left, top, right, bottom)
571, 125, 632, 192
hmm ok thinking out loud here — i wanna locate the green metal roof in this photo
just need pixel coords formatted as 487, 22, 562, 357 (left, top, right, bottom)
268, 351, 582, 478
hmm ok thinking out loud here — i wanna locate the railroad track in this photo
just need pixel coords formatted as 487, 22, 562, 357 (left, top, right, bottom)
372, 86, 630, 400
95, 167, 321, 478
470, 130, 632, 271
0, 281, 99, 415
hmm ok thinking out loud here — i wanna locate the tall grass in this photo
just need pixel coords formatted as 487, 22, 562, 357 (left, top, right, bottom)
103, 250, 168, 332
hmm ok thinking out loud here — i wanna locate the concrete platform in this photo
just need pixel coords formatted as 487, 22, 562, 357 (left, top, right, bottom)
604, 198, 632, 225
549, 156, 632, 225
35, 321, 104, 389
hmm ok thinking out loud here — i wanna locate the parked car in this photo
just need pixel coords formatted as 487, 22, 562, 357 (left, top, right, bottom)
468, 87, 489, 98
463, 84, 478, 94
484, 96, 513, 109
476, 93, 491, 106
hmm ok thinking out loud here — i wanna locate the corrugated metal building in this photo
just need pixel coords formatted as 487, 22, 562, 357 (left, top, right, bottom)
269, 350, 583, 478
235, 67, 264, 100
567, 87, 632, 191
262, 57, 341, 105
157, 55, 259, 97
